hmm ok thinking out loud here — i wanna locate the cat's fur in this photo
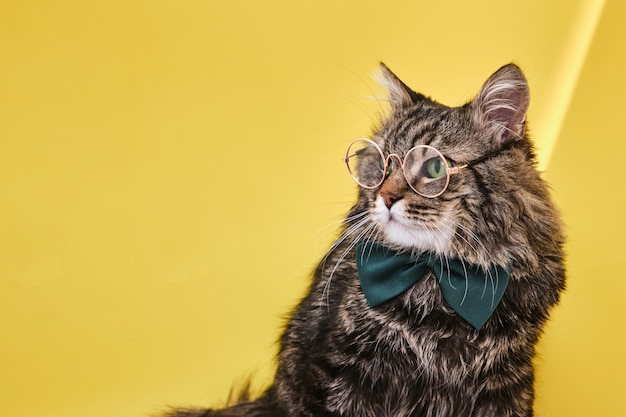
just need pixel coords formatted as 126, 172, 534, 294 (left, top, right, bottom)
167, 63, 565, 417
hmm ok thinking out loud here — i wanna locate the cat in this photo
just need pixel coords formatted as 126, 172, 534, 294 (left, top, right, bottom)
166, 63, 566, 417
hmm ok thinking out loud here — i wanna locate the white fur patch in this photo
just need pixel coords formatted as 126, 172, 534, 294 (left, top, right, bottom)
372, 196, 454, 254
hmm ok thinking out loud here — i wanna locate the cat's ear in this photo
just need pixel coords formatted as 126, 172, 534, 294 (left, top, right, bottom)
473, 63, 529, 144
377, 62, 425, 110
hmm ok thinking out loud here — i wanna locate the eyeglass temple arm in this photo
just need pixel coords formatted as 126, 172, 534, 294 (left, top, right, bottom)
448, 155, 492, 175
449, 145, 511, 174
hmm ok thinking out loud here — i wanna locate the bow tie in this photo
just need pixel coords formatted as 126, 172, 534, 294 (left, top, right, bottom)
355, 240, 510, 329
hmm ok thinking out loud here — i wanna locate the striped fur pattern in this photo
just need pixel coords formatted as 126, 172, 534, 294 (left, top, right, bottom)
166, 63, 565, 417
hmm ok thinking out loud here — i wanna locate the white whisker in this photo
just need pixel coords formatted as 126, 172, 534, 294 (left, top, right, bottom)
320, 212, 378, 307
442, 220, 502, 309
321, 211, 370, 270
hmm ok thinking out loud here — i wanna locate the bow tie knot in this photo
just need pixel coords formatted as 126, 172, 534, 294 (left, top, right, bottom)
355, 240, 510, 329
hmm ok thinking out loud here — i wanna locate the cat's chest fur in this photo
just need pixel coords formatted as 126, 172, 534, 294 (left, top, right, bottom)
317, 265, 484, 417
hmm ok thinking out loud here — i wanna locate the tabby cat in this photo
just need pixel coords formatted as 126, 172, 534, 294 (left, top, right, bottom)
167, 63, 565, 417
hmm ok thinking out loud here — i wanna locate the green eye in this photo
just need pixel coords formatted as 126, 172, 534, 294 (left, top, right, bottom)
424, 157, 448, 178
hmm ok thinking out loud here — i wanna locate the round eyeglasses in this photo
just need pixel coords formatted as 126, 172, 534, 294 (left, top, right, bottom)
344, 138, 465, 198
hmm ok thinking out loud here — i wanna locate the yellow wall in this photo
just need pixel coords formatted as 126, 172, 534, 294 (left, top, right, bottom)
1, 1, 623, 416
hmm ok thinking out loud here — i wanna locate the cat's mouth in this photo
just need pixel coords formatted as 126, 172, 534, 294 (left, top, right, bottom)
372, 196, 453, 253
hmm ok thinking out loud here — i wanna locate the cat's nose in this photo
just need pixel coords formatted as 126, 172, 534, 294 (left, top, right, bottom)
381, 190, 402, 208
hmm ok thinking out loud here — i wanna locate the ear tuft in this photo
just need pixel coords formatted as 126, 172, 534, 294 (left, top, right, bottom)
474, 63, 530, 144
376, 62, 425, 110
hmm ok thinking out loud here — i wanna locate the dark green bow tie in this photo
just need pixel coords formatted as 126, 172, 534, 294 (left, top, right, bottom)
355, 240, 510, 329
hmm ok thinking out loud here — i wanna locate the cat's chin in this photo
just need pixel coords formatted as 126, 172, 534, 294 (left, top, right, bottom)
373, 197, 453, 254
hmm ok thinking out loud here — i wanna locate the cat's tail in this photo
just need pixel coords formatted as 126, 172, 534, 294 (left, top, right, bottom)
164, 401, 263, 417
162, 385, 278, 417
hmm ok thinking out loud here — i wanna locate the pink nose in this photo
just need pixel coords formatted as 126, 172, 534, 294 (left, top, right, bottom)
381, 190, 402, 208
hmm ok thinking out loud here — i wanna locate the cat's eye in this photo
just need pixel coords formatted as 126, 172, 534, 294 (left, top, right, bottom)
423, 157, 447, 179
386, 159, 395, 176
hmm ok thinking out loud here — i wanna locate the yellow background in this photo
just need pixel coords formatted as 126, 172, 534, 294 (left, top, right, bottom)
1, 1, 624, 416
